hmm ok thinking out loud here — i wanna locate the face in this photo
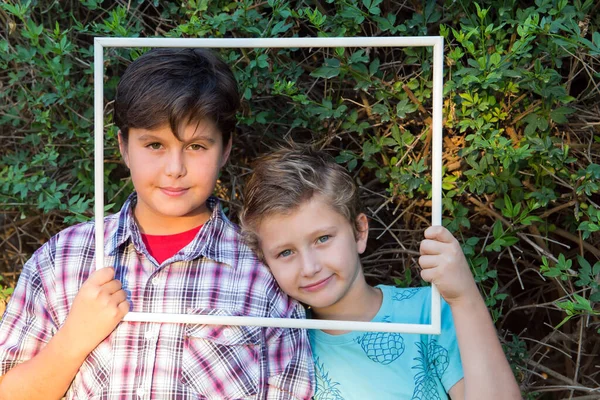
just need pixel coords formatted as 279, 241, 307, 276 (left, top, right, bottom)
119, 119, 231, 234
257, 195, 369, 314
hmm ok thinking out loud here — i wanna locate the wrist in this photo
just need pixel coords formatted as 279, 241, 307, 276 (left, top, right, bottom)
446, 285, 484, 311
55, 322, 95, 361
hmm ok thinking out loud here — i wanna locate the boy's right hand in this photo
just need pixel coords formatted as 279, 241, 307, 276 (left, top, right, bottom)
418, 226, 480, 307
62, 267, 130, 356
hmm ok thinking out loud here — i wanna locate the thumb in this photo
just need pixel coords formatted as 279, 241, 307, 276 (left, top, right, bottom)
86, 267, 116, 285
423, 226, 455, 244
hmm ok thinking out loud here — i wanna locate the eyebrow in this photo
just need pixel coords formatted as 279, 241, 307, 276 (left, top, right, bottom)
136, 134, 163, 142
264, 226, 339, 252
189, 135, 216, 144
136, 134, 216, 144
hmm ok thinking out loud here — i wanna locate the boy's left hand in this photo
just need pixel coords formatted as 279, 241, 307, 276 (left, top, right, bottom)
418, 226, 479, 306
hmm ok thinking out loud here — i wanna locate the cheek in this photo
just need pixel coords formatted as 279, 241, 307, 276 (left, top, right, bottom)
189, 156, 221, 177
129, 152, 153, 170
129, 162, 152, 182
269, 262, 297, 291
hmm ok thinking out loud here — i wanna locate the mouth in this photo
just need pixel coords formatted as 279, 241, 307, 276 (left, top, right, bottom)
160, 187, 189, 197
300, 275, 333, 292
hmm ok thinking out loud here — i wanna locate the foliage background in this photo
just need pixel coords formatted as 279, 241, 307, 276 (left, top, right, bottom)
1, 0, 599, 398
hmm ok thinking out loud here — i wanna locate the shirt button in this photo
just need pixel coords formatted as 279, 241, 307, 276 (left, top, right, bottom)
223, 328, 232, 338
151, 276, 161, 285
136, 387, 147, 397
144, 327, 158, 340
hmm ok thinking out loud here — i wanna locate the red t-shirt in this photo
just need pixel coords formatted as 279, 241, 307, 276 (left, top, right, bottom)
141, 225, 202, 264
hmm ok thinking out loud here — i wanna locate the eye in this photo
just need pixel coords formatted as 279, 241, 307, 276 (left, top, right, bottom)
146, 142, 162, 150
188, 143, 206, 151
278, 249, 293, 258
317, 235, 330, 244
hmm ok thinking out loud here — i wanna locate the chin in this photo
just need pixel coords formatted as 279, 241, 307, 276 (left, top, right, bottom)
161, 206, 203, 216
305, 297, 337, 310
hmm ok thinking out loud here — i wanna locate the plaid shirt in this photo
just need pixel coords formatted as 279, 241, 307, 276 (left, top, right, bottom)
0, 194, 314, 399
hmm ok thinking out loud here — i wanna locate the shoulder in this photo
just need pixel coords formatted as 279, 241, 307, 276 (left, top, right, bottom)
203, 197, 261, 264
52, 212, 121, 249
27, 212, 121, 273
203, 200, 298, 317
30, 219, 92, 259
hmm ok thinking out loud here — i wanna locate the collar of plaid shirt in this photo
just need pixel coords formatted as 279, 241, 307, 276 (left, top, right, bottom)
0, 193, 314, 399
106, 194, 235, 267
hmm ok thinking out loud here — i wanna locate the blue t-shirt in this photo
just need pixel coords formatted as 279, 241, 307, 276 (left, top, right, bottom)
309, 285, 464, 399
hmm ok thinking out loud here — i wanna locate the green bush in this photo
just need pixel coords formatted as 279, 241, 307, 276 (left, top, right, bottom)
1, 1, 599, 398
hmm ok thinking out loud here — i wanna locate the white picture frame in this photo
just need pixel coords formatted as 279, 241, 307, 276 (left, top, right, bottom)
94, 36, 444, 334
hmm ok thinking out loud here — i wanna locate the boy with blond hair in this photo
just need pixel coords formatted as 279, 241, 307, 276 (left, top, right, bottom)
240, 147, 521, 399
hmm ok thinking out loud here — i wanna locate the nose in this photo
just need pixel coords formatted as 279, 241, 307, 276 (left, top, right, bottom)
300, 250, 322, 277
164, 150, 186, 178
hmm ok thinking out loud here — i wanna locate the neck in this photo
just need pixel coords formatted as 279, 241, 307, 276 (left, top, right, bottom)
134, 204, 211, 235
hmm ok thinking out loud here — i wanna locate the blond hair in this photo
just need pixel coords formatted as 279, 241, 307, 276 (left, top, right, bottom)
240, 146, 362, 259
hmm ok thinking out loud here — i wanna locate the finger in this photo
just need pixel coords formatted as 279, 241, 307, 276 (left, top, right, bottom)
117, 300, 130, 316
420, 268, 436, 283
418, 255, 439, 270
420, 239, 450, 256
86, 267, 115, 286
110, 289, 128, 305
101, 279, 123, 295
424, 226, 456, 244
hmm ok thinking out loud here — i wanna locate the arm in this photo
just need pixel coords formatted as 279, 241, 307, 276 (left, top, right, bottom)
0, 267, 129, 400
449, 379, 465, 400
450, 288, 520, 400
419, 226, 521, 400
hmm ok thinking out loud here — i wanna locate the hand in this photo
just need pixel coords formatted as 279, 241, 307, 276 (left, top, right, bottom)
62, 267, 130, 356
418, 226, 479, 306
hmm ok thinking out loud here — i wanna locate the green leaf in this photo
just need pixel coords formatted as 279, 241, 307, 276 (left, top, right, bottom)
523, 114, 549, 135
573, 294, 593, 312
270, 21, 293, 35
362, 0, 382, 15
520, 216, 543, 226
311, 58, 341, 79
396, 99, 418, 119
369, 58, 380, 75
550, 107, 575, 123
492, 220, 503, 239
349, 50, 369, 64
577, 255, 591, 273
256, 54, 269, 69
371, 103, 389, 117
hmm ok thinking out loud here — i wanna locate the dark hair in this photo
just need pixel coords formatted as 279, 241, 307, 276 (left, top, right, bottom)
240, 146, 363, 260
114, 48, 240, 144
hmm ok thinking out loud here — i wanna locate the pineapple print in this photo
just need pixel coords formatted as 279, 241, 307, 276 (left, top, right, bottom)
393, 288, 421, 302
314, 357, 344, 400
426, 340, 450, 377
356, 331, 405, 365
411, 374, 441, 400
411, 338, 450, 400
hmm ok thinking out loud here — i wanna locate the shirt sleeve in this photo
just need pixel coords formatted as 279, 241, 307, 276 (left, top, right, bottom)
437, 299, 464, 392
264, 299, 314, 399
0, 239, 57, 375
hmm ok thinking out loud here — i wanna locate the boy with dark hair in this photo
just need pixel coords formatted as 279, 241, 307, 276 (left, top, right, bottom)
0, 48, 313, 399
240, 146, 521, 399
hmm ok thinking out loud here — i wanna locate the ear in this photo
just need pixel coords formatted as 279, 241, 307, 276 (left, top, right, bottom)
355, 213, 369, 254
118, 131, 130, 168
220, 135, 233, 168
